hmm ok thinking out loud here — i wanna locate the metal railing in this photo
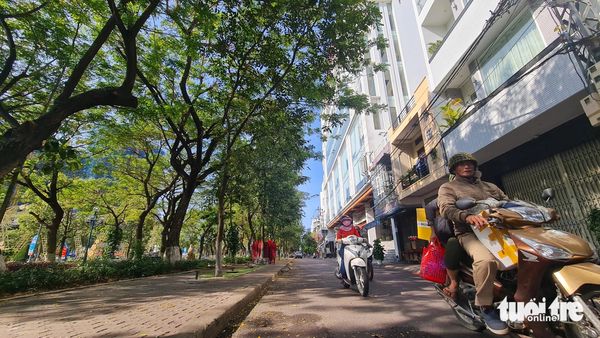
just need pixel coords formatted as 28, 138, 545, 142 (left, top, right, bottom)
392, 95, 416, 130
399, 153, 432, 190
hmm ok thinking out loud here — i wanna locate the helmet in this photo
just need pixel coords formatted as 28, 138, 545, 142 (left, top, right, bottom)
340, 215, 352, 222
448, 152, 478, 174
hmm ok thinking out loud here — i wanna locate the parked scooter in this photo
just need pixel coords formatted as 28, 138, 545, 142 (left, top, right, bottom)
335, 235, 372, 296
434, 189, 600, 337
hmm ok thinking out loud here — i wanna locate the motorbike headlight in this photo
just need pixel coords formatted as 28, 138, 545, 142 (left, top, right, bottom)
515, 235, 573, 260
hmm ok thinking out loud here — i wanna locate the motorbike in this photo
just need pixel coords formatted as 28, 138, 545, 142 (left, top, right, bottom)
434, 189, 600, 337
335, 235, 372, 296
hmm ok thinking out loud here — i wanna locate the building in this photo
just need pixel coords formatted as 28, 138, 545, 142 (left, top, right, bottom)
320, 0, 600, 258
408, 0, 600, 245
320, 0, 430, 260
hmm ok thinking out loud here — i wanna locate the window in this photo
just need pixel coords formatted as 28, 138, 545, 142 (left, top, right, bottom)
350, 119, 365, 189
478, 12, 545, 94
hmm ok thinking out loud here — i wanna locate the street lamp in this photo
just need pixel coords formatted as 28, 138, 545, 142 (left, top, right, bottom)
82, 208, 98, 265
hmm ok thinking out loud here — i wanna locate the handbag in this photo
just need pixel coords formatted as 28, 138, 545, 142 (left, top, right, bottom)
419, 237, 447, 284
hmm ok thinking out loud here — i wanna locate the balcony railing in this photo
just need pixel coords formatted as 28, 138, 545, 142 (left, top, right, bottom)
399, 153, 432, 190
392, 95, 416, 130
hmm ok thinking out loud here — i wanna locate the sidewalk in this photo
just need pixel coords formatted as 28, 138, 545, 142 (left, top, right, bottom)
0, 261, 291, 337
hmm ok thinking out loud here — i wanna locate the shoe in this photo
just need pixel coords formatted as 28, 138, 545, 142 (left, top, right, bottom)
335, 271, 342, 279
480, 307, 509, 335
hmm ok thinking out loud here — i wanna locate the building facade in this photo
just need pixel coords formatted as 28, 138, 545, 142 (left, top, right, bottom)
320, 0, 600, 258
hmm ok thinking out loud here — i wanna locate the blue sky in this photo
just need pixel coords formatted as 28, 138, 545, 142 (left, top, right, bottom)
300, 123, 323, 231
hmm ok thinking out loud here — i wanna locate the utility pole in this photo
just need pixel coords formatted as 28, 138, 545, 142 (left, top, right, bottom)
547, 0, 600, 126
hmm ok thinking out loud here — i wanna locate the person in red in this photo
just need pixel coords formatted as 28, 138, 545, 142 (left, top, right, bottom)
335, 215, 361, 279
268, 240, 277, 264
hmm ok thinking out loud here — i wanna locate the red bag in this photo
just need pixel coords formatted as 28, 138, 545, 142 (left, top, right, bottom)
419, 238, 447, 284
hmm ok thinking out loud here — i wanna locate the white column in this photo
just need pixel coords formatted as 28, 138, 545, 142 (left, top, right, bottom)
390, 217, 400, 259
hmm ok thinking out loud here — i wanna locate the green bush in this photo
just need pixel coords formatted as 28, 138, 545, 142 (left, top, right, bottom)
0, 258, 212, 297
372, 239, 385, 261
588, 208, 600, 245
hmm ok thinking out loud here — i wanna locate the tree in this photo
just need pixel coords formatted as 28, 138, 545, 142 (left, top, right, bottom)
225, 224, 239, 259
0, 0, 161, 178
92, 117, 177, 259
134, 0, 381, 265
16, 137, 81, 261
301, 231, 318, 255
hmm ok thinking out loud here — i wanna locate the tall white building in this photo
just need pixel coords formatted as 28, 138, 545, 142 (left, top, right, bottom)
320, 0, 429, 259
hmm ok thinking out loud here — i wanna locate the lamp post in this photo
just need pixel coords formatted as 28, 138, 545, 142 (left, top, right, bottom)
82, 208, 98, 265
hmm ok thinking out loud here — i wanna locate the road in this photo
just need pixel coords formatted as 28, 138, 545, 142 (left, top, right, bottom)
231, 258, 494, 338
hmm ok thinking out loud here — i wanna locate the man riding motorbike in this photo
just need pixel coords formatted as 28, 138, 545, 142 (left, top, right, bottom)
437, 152, 509, 335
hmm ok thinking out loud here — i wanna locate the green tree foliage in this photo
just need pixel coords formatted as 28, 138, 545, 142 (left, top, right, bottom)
440, 98, 465, 130
588, 208, 600, 246
225, 225, 239, 259
16, 136, 82, 261
301, 232, 318, 255
131, 0, 380, 264
0, 0, 160, 178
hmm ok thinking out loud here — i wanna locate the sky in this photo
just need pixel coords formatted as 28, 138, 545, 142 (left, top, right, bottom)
300, 122, 323, 232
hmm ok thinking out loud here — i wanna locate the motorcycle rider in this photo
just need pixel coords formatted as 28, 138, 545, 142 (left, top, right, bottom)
335, 214, 361, 279
437, 152, 509, 335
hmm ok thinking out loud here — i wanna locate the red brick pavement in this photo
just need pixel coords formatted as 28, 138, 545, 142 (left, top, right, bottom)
0, 262, 290, 338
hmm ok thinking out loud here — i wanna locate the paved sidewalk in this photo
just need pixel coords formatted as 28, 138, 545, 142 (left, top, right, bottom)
0, 261, 291, 338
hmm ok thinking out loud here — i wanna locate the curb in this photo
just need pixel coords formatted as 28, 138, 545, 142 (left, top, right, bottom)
199, 261, 293, 338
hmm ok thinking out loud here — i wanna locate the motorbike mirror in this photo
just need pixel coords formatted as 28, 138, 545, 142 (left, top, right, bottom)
456, 198, 477, 210
541, 188, 554, 202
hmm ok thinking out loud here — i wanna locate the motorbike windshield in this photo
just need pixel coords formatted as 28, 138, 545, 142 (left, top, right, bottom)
502, 200, 551, 223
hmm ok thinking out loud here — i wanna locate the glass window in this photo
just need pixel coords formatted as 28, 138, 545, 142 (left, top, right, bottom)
479, 12, 545, 94
350, 119, 365, 189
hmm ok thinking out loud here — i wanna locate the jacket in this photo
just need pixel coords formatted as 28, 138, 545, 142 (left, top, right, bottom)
437, 172, 508, 235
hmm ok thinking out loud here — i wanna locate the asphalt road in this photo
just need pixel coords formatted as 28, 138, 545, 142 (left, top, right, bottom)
231, 258, 495, 338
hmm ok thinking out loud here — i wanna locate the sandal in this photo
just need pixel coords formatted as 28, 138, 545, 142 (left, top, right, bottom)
442, 285, 458, 300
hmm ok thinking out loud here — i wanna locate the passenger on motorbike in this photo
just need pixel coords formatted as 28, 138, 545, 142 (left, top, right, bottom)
437, 152, 510, 335
425, 199, 467, 301
335, 215, 361, 279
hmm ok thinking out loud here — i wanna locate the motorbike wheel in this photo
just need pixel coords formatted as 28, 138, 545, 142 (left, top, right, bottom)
367, 259, 374, 281
451, 293, 485, 332
565, 288, 600, 338
355, 266, 369, 297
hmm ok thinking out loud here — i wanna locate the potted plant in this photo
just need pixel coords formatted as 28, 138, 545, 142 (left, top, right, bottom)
372, 238, 385, 265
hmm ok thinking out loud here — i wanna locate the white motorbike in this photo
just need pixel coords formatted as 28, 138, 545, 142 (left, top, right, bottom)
335, 235, 372, 297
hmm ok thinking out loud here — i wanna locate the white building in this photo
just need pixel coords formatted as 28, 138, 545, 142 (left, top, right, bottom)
320, 0, 430, 260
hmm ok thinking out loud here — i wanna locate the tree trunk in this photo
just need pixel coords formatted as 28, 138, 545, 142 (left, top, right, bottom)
163, 186, 194, 263
0, 165, 20, 271
45, 206, 64, 262
198, 233, 205, 259
0, 254, 5, 272
215, 175, 228, 277
134, 209, 151, 259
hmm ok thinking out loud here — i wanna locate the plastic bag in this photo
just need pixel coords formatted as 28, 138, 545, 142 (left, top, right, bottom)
419, 238, 447, 284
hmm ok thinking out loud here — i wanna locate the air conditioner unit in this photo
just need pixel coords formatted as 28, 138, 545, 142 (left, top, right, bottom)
588, 62, 600, 91
360, 155, 369, 175
580, 93, 600, 127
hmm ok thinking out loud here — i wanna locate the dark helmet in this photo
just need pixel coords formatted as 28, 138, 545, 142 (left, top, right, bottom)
448, 152, 478, 174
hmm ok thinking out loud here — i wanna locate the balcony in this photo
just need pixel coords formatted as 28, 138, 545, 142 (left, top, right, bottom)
427, 0, 501, 89
392, 95, 416, 130
442, 53, 587, 165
